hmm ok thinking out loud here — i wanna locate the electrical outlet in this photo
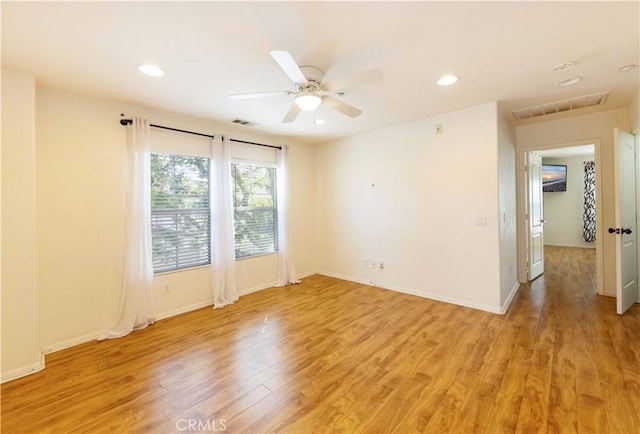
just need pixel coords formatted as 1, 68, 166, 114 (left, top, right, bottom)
164, 283, 171, 294
379, 262, 385, 270
371, 262, 377, 270
435, 123, 443, 134
363, 259, 370, 268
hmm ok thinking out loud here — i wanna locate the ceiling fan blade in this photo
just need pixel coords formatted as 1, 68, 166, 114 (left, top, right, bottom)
282, 103, 301, 123
322, 68, 384, 92
229, 90, 291, 100
270, 50, 308, 85
322, 95, 362, 118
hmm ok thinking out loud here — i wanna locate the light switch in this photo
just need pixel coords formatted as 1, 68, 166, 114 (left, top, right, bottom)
474, 216, 487, 226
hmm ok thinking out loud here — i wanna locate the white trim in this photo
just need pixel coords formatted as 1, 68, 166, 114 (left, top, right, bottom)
231, 157, 278, 168
317, 271, 505, 314
500, 281, 521, 314
239, 282, 276, 296
42, 300, 219, 355
40, 270, 317, 355
517, 139, 603, 295
238, 270, 316, 295
41, 331, 102, 354
1, 353, 45, 384
155, 299, 215, 321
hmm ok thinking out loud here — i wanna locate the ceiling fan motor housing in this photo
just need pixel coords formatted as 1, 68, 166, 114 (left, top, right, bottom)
299, 66, 324, 90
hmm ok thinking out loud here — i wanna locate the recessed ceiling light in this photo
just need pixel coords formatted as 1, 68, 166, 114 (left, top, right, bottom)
556, 77, 582, 87
138, 64, 165, 77
619, 64, 638, 71
437, 75, 459, 86
314, 119, 326, 125
551, 61, 576, 72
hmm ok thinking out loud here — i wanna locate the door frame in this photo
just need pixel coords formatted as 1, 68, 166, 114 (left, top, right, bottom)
516, 139, 604, 295
635, 127, 640, 303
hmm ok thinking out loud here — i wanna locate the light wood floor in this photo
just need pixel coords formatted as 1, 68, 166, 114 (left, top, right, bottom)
2, 246, 639, 433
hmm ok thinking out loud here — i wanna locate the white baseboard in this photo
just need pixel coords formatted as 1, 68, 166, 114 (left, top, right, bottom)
42, 270, 317, 355
500, 281, 521, 314
239, 270, 316, 295
155, 299, 215, 321
1, 352, 45, 384
239, 282, 276, 296
317, 270, 504, 314
41, 331, 103, 354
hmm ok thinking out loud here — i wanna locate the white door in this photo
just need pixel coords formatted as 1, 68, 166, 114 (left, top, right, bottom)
528, 153, 544, 280
614, 129, 638, 314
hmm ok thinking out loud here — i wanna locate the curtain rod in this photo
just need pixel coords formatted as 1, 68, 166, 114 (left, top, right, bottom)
230, 138, 281, 150
119, 118, 282, 150
119, 118, 215, 139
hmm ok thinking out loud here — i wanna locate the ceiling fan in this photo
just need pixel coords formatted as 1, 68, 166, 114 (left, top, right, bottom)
229, 50, 383, 123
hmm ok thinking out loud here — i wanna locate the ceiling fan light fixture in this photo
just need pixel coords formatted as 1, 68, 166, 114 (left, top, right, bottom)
295, 94, 322, 111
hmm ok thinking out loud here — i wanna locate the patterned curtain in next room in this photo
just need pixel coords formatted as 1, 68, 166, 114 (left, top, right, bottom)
583, 161, 596, 242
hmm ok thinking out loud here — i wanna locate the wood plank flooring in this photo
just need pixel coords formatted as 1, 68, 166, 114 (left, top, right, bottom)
2, 246, 639, 433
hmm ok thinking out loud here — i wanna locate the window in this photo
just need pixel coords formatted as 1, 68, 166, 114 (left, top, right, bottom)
231, 162, 278, 258
150, 153, 210, 273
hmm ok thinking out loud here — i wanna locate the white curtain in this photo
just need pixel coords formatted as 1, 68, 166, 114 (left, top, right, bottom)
211, 136, 238, 308
98, 118, 155, 340
276, 145, 301, 286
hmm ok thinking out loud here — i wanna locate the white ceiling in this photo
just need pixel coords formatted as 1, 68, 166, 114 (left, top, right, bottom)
2, 1, 639, 144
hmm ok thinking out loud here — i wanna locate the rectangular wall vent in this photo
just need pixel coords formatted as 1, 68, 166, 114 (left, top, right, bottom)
231, 118, 259, 127
512, 91, 609, 120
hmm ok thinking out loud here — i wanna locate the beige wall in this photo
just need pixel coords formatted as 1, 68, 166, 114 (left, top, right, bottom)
542, 154, 596, 249
630, 90, 639, 133
316, 102, 508, 312
497, 106, 519, 306
1, 68, 42, 381
516, 108, 629, 296
35, 88, 316, 352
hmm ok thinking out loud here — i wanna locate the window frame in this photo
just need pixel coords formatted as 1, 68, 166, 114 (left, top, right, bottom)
150, 152, 212, 274
230, 159, 279, 260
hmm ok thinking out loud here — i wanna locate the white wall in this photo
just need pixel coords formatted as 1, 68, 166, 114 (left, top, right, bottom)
497, 106, 519, 306
1, 69, 43, 381
35, 87, 316, 352
316, 102, 508, 313
516, 108, 629, 296
542, 154, 596, 249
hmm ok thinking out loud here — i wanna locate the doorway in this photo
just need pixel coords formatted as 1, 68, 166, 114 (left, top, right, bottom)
517, 140, 604, 295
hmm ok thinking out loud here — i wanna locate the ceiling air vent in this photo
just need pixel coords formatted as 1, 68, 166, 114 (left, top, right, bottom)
231, 118, 259, 127
512, 91, 609, 120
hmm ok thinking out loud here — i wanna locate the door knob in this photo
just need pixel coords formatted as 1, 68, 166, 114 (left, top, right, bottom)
608, 227, 621, 234
539, 219, 546, 223
622, 228, 633, 234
